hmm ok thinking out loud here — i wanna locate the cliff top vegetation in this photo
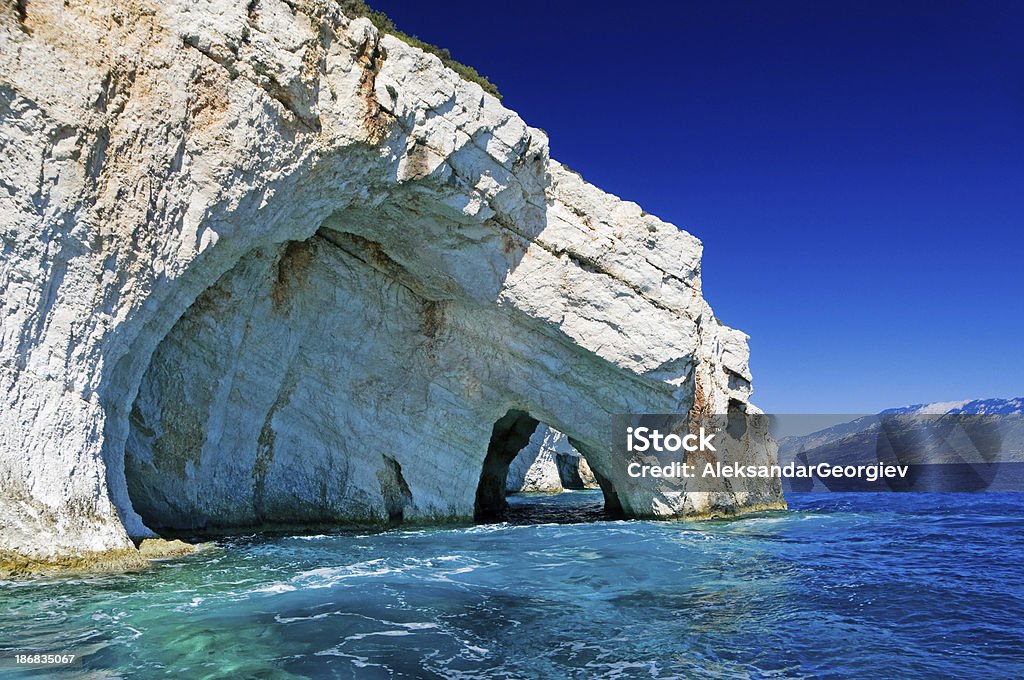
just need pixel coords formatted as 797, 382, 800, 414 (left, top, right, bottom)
336, 0, 502, 99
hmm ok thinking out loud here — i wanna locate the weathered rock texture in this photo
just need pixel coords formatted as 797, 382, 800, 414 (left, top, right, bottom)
506, 427, 599, 493
0, 0, 783, 570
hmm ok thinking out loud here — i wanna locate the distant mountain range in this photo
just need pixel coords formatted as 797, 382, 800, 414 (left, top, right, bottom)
880, 397, 1024, 416
777, 398, 1024, 473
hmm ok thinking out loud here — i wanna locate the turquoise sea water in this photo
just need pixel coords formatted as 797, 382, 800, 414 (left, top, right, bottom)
2, 492, 1023, 678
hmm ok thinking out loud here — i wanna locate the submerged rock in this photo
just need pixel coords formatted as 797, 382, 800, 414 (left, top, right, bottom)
0, 0, 783, 571
137, 538, 198, 560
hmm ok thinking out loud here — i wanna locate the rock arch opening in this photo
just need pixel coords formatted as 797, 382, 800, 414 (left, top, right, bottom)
506, 427, 601, 495
474, 410, 622, 522
121, 215, 614, 535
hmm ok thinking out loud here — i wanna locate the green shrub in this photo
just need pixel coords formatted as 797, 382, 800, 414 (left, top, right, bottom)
335, 0, 502, 99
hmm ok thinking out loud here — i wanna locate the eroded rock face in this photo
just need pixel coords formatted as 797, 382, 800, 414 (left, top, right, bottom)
0, 0, 783, 568
506, 427, 600, 494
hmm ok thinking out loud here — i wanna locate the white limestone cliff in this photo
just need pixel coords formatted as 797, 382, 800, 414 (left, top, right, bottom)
0, 0, 783, 572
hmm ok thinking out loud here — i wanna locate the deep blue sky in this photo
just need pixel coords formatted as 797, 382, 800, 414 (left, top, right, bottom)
370, 0, 1023, 413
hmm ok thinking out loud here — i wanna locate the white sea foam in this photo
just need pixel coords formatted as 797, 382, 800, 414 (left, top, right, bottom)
344, 629, 414, 641
292, 560, 398, 587
284, 554, 494, 589
249, 582, 297, 594
274, 611, 333, 624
